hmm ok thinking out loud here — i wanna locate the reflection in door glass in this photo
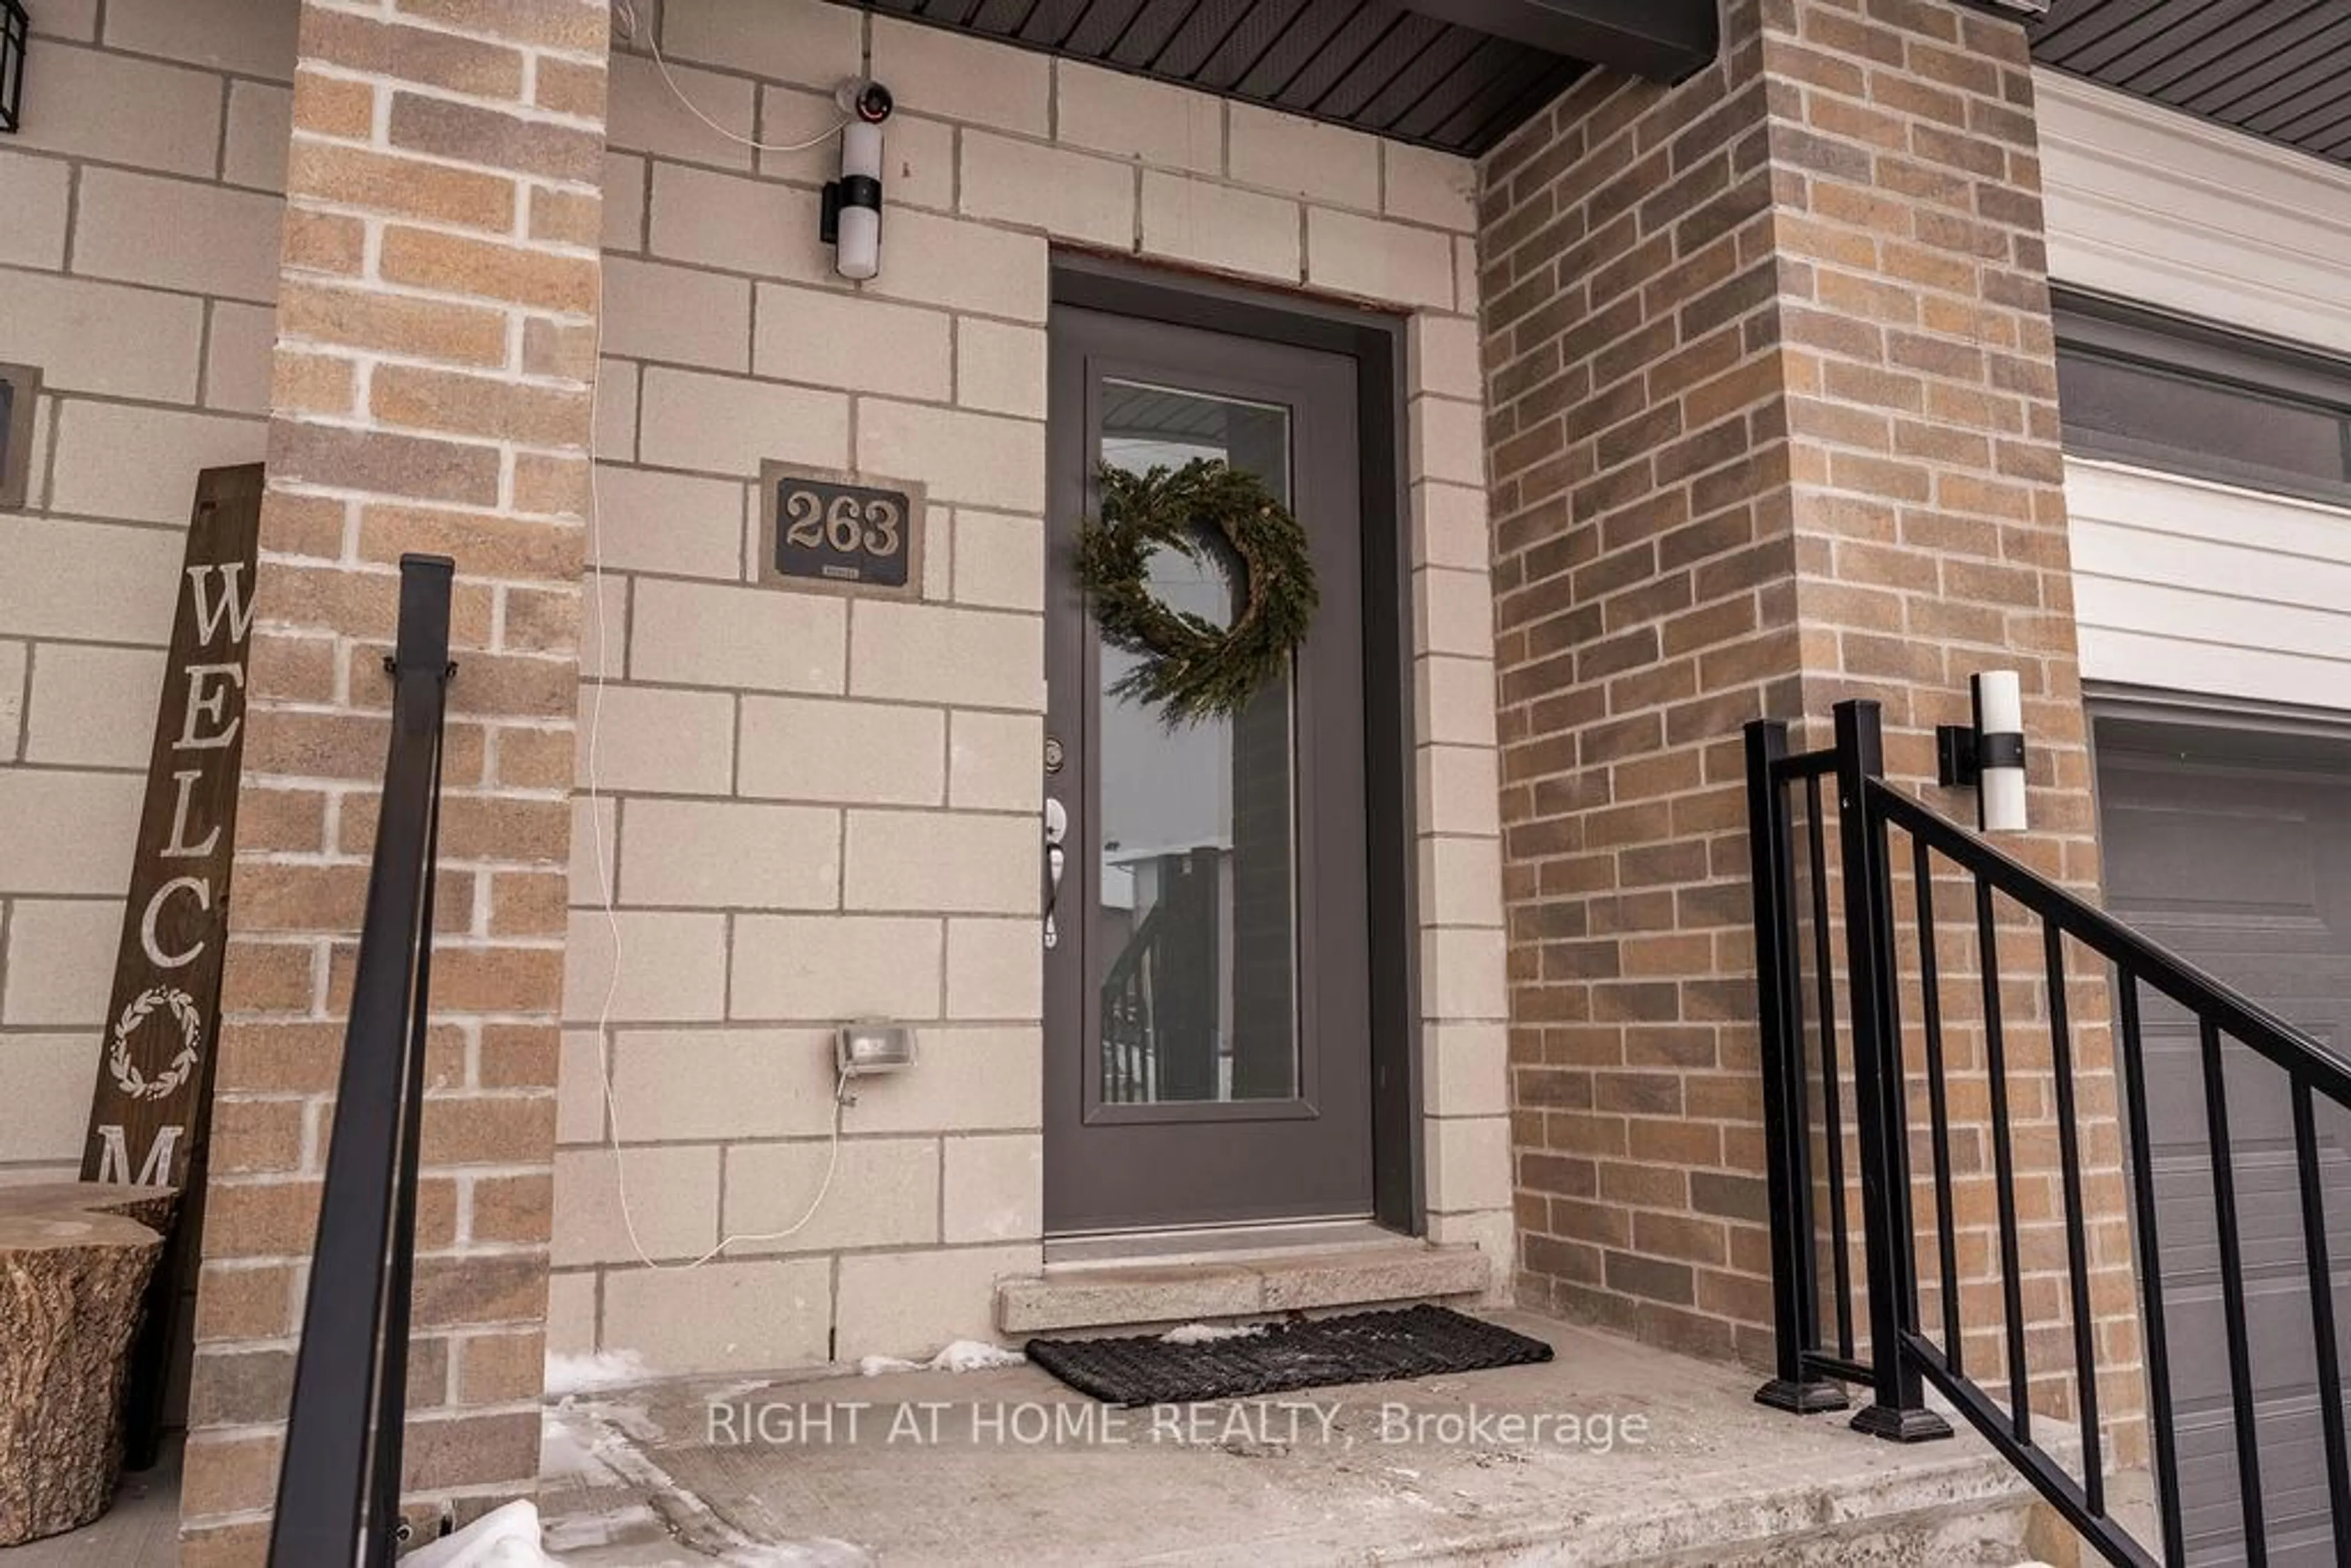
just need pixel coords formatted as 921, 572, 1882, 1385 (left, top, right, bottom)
1095, 379, 1298, 1105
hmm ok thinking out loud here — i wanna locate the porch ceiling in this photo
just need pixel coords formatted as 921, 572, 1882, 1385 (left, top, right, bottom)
2029, 0, 2351, 169
834, 2, 2351, 169
836, 0, 1621, 156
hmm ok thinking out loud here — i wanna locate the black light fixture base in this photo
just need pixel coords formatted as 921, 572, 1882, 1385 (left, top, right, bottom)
1935, 723, 1980, 789
1753, 1377, 1849, 1414
1937, 724, 2025, 791
820, 175, 882, 248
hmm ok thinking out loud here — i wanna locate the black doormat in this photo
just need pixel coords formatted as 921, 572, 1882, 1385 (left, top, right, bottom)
1025, 1304, 1554, 1406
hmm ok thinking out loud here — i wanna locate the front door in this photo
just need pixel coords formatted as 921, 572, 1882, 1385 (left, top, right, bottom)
1043, 306, 1375, 1235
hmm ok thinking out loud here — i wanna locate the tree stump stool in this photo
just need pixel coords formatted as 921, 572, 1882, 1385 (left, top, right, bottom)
0, 1182, 176, 1546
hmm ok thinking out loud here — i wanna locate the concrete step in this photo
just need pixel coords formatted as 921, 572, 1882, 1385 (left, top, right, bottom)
1614, 1491, 2046, 1567
996, 1239, 1490, 1334
1501, 1442, 2076, 1568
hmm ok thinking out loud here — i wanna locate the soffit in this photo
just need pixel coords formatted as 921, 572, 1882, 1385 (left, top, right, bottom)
2030, 0, 2351, 170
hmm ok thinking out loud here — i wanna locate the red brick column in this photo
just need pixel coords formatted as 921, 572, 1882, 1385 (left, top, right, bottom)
1480, 0, 2137, 1454
181, 1, 607, 1556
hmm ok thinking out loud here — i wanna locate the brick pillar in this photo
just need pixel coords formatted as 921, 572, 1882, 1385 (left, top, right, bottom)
1480, 0, 2139, 1450
182, 1, 608, 1556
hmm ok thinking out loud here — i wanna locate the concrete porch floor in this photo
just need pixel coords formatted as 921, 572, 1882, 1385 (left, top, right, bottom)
0, 1313, 2069, 1566
536, 1311, 2069, 1566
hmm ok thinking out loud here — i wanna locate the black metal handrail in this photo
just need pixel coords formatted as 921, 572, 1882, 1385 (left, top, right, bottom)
1871, 785, 2351, 1102
1748, 698, 2351, 1568
271, 555, 456, 1567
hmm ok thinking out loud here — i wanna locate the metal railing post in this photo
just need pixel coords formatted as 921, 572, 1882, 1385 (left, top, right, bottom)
1834, 699, 1951, 1442
271, 555, 456, 1567
1745, 718, 1846, 1414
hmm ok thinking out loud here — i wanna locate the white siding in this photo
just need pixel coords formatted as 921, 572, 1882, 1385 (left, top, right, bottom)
2041, 75, 2351, 714
2068, 458, 2351, 713
2036, 70, 2351, 359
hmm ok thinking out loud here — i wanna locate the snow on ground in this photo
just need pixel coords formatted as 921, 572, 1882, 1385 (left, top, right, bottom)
539, 1414, 616, 1487
1160, 1321, 1267, 1344
855, 1338, 1026, 1375
539, 1502, 662, 1555
540, 1396, 667, 1488
713, 1545, 872, 1566
403, 1501, 553, 1567
538, 1343, 1040, 1559
544, 1350, 656, 1395
405, 1495, 872, 1567
541, 1395, 876, 1564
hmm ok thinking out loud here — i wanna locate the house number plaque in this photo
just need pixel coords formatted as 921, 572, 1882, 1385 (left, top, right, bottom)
759, 461, 928, 601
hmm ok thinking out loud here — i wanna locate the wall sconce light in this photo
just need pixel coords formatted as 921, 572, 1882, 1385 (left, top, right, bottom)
820, 80, 893, 281
836, 1020, 915, 1078
1937, 670, 2029, 833
1, 0, 29, 135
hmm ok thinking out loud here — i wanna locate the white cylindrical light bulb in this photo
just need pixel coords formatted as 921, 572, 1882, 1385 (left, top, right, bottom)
836, 119, 883, 280
1973, 669, 2027, 833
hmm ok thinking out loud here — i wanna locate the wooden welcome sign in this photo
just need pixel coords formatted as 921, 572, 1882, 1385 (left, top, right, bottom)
80, 465, 264, 1193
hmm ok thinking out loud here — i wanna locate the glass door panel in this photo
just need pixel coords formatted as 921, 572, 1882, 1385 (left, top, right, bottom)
1095, 380, 1297, 1105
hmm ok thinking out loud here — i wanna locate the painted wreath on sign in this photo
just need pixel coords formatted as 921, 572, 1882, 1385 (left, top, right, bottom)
1075, 460, 1319, 729
108, 985, 203, 1103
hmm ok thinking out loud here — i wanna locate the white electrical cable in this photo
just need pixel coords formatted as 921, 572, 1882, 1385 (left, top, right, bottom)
587, 1, 852, 1270
613, 0, 850, 155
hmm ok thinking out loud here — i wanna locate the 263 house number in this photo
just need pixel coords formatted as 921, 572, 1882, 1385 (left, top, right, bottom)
781, 487, 904, 563
759, 463, 925, 597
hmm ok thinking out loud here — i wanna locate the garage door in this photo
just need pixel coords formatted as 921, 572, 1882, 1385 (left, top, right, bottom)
2097, 717, 2351, 1566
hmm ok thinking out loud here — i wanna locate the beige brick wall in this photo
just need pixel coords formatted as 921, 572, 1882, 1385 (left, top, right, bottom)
560, 1, 1512, 1374
1479, 0, 2140, 1466
180, 0, 610, 1556
0, 2, 295, 1182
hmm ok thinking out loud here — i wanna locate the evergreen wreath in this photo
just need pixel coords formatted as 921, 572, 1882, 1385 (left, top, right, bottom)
1076, 459, 1319, 728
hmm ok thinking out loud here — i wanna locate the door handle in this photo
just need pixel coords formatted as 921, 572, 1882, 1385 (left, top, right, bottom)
1043, 797, 1067, 949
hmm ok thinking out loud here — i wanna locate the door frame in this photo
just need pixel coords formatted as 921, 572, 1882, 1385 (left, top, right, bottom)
1049, 253, 1425, 1237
